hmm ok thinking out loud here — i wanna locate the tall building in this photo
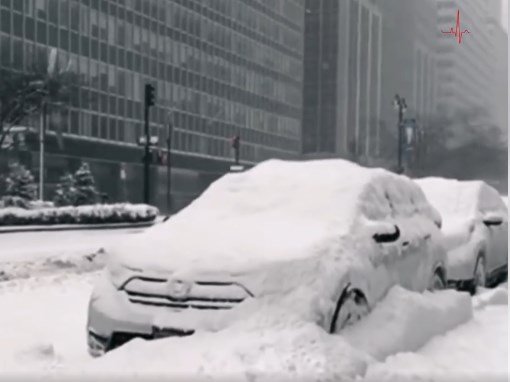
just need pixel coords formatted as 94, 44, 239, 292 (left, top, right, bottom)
435, 0, 493, 118
302, 0, 436, 164
487, 0, 508, 132
302, 0, 382, 161
0, 0, 305, 212
378, 0, 437, 159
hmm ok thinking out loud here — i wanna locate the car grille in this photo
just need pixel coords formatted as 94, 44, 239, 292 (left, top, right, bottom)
123, 277, 251, 310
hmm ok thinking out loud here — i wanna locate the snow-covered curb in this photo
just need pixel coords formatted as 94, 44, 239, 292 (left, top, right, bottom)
0, 248, 107, 283
0, 220, 156, 234
0, 204, 159, 227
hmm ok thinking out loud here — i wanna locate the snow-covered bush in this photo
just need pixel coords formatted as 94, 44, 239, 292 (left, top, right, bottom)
0, 203, 159, 226
53, 172, 77, 207
73, 162, 100, 206
1, 162, 37, 208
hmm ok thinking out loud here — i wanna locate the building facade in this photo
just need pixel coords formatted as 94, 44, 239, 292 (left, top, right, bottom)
302, 0, 382, 161
435, 0, 493, 118
487, 0, 508, 132
0, 0, 305, 212
302, 0, 438, 166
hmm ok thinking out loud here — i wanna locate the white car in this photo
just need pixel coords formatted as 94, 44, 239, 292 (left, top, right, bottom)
416, 178, 508, 294
87, 159, 447, 356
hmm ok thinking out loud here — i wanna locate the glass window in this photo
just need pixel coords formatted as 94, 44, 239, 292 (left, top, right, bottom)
35, 0, 46, 19
25, 0, 34, 16
99, 12, 107, 40
133, 25, 141, 51
108, 65, 116, 92
80, 4, 89, 35
48, 0, 58, 24
117, 19, 125, 46
70, 1, 79, 31
90, 9, 98, 38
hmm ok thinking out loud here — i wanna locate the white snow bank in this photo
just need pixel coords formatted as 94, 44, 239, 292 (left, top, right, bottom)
62, 287, 470, 381
472, 285, 508, 310
77, 310, 372, 382
362, 305, 508, 382
0, 272, 99, 374
342, 286, 473, 361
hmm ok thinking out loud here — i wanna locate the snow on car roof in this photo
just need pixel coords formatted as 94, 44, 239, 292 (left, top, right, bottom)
112, 159, 437, 274
176, 159, 435, 225
416, 177, 503, 218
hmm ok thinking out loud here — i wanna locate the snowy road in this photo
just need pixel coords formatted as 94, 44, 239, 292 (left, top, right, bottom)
0, 228, 147, 281
0, 270, 506, 381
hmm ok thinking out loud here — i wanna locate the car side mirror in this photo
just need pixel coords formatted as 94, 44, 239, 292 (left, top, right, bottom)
373, 225, 401, 243
483, 214, 504, 226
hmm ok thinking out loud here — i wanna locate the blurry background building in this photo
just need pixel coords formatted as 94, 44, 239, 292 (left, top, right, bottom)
302, 0, 382, 163
0, 0, 305, 212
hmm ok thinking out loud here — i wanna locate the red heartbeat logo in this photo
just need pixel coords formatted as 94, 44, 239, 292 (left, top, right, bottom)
441, 9, 470, 44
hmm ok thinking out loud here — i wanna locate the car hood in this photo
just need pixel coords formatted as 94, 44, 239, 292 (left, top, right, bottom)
108, 213, 352, 276
106, 217, 364, 298
441, 216, 475, 251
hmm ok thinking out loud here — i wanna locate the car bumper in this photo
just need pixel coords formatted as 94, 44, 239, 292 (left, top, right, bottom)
87, 272, 197, 356
446, 246, 477, 283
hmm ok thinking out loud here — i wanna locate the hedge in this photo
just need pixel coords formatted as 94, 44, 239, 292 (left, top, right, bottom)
0, 203, 159, 226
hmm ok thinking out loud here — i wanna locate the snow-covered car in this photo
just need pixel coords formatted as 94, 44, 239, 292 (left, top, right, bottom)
87, 159, 447, 356
416, 178, 508, 294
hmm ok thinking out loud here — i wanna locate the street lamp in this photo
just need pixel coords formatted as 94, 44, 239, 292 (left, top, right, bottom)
166, 110, 174, 214
393, 94, 407, 174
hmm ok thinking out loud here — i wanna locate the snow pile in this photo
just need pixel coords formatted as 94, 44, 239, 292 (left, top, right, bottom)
472, 285, 508, 310
76, 309, 372, 382
110, 159, 439, 277
362, 305, 508, 382
0, 272, 99, 374
342, 286, 473, 361
0, 228, 146, 281
0, 248, 105, 282
0, 203, 158, 226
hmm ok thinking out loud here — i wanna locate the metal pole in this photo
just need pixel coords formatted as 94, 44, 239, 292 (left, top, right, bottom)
397, 105, 403, 174
166, 123, 172, 213
39, 101, 46, 200
143, 105, 150, 204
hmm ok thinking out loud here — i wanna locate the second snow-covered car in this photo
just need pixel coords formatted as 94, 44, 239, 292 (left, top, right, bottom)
416, 178, 508, 294
87, 159, 447, 356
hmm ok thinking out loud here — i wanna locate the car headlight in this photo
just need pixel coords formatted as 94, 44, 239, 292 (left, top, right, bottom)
107, 260, 142, 289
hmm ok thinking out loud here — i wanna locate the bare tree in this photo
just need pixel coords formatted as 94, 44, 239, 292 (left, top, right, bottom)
0, 50, 79, 151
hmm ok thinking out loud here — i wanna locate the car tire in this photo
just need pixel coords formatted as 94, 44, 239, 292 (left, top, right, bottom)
330, 286, 369, 334
469, 255, 487, 295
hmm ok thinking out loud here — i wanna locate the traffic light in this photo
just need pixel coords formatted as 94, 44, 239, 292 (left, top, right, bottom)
145, 83, 156, 107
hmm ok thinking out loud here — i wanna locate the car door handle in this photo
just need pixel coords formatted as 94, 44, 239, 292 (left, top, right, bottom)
402, 241, 410, 247
423, 234, 431, 240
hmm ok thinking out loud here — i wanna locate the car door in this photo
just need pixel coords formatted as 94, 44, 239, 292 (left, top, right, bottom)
478, 186, 508, 273
380, 183, 430, 291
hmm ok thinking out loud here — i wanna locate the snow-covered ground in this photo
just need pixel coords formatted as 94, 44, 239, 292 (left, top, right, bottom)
0, 270, 506, 381
0, 228, 146, 280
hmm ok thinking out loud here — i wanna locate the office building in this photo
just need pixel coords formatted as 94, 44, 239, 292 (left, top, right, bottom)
0, 0, 305, 211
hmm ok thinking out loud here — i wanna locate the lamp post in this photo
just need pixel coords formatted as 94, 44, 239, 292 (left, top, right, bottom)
166, 111, 174, 214
393, 94, 407, 174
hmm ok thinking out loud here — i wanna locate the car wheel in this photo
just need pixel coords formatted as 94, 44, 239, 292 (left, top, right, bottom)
428, 269, 446, 291
471, 255, 487, 295
330, 287, 369, 334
